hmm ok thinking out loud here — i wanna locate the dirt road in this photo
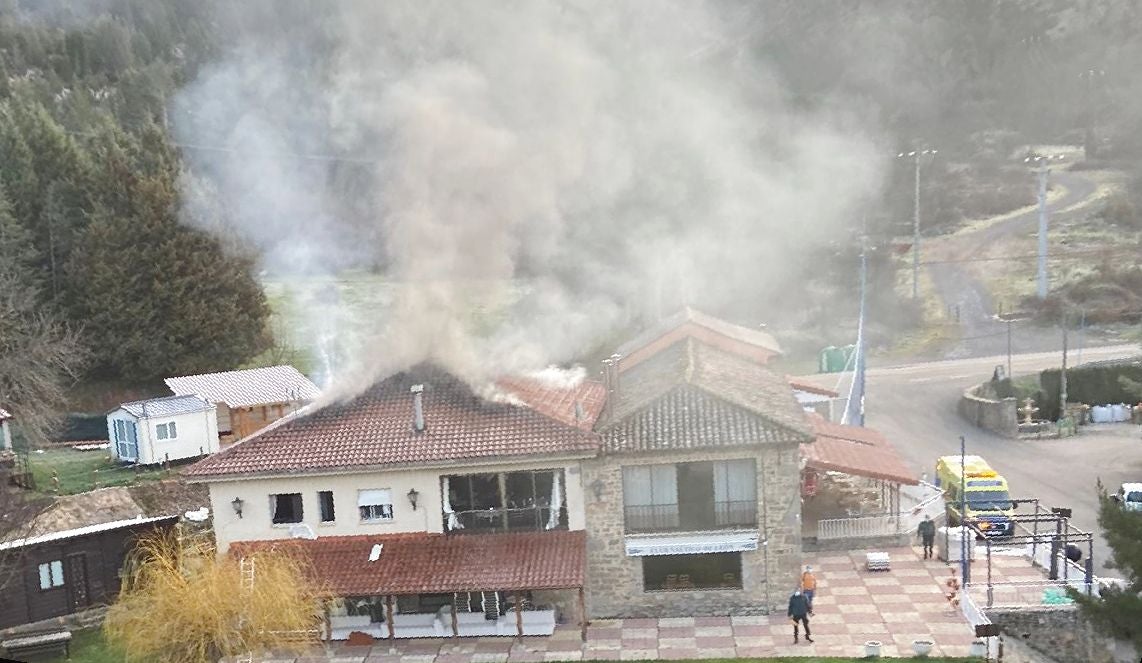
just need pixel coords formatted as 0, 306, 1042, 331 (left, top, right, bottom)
923, 170, 1106, 360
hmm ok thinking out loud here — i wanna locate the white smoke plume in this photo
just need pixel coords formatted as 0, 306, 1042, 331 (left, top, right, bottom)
173, 0, 886, 397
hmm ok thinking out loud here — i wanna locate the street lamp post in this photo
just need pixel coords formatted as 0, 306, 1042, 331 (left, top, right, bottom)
897, 149, 938, 299
1025, 154, 1066, 300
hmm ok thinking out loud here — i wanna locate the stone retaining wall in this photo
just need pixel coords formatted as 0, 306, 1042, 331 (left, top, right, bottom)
959, 386, 1018, 438
986, 606, 1131, 663
0, 606, 107, 640
803, 533, 910, 552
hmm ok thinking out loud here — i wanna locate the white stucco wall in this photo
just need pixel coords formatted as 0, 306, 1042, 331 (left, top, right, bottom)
206, 458, 587, 553
107, 406, 219, 465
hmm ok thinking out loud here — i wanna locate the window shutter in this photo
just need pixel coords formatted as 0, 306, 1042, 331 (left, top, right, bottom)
358, 489, 392, 507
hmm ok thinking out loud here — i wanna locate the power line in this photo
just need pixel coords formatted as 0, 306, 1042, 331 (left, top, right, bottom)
919, 247, 1142, 266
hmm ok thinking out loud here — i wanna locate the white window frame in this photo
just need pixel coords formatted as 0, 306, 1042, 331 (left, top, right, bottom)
38, 560, 64, 590
156, 421, 178, 440
358, 489, 394, 522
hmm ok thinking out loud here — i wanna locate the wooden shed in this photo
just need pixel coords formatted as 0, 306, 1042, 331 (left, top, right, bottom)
165, 365, 320, 445
0, 515, 178, 630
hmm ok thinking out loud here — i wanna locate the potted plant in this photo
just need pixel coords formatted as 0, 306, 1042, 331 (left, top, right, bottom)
864, 640, 882, 657
912, 638, 934, 656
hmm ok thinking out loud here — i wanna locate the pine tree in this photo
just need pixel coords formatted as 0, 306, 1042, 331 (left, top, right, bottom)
69, 127, 270, 381
1071, 481, 1142, 648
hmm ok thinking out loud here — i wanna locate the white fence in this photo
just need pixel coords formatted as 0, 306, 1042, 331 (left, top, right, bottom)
958, 588, 997, 658
816, 481, 944, 541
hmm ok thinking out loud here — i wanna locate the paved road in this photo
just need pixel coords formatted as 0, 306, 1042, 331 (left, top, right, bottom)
797, 343, 1142, 572
924, 169, 1104, 360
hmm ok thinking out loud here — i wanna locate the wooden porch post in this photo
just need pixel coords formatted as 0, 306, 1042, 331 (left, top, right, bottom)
450, 596, 459, 638
578, 587, 587, 642
385, 595, 395, 640
514, 591, 523, 638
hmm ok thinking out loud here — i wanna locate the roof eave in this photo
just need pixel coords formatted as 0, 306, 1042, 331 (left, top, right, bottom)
184, 448, 599, 483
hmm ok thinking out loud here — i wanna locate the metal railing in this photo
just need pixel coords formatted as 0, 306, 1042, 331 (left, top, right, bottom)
451, 506, 566, 533
967, 579, 1097, 609
816, 481, 944, 541
624, 501, 756, 533
817, 513, 901, 540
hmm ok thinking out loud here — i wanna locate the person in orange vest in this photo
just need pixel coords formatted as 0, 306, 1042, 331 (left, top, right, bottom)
800, 565, 817, 614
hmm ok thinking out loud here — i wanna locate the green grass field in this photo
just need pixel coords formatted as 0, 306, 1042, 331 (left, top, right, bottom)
25, 447, 172, 495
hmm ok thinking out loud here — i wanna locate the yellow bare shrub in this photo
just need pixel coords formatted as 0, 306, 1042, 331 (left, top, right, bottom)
104, 529, 324, 663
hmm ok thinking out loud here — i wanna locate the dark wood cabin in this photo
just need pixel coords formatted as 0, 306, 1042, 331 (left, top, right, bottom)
0, 516, 178, 630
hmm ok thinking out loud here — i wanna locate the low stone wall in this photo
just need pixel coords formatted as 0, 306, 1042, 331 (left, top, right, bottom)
959, 386, 1018, 438
0, 606, 107, 640
986, 605, 1130, 663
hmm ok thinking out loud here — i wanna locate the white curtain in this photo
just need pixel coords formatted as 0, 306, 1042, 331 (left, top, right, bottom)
622, 465, 678, 505
545, 471, 563, 530
442, 477, 463, 530
714, 460, 756, 525
714, 460, 756, 503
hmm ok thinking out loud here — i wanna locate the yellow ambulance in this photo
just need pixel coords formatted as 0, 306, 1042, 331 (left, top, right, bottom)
934, 455, 1014, 537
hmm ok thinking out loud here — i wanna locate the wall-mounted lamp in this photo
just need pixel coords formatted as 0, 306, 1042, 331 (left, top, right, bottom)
590, 479, 605, 502
231, 496, 244, 519
407, 488, 420, 511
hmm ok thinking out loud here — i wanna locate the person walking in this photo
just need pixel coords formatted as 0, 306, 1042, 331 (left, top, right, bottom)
918, 514, 937, 560
800, 565, 817, 613
788, 589, 813, 644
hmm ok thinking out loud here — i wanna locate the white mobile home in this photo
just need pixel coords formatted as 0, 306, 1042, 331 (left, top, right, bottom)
107, 396, 219, 465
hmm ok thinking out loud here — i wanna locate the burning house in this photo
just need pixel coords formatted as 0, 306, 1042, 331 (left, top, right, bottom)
183, 366, 604, 639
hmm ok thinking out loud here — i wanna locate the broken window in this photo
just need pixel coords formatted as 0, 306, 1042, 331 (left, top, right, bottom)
318, 491, 336, 522
270, 493, 303, 524
358, 489, 394, 521
443, 470, 566, 533
642, 553, 742, 591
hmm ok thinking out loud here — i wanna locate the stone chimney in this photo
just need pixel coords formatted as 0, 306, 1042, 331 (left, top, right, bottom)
601, 353, 622, 421
411, 384, 425, 432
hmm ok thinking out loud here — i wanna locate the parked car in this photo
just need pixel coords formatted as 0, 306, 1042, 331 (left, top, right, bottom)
1110, 483, 1142, 512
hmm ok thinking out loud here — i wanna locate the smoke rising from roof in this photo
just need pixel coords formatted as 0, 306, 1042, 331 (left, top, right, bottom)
173, 1, 886, 397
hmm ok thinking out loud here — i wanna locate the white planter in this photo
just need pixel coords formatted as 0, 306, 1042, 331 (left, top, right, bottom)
864, 640, 882, 658
912, 639, 934, 657
969, 638, 988, 657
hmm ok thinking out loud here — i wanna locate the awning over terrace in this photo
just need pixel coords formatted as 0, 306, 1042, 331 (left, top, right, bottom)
801, 417, 919, 486
229, 529, 586, 596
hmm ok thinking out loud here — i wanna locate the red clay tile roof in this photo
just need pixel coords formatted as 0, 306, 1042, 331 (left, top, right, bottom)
787, 377, 840, 398
230, 530, 585, 594
801, 416, 918, 485
617, 307, 782, 372
184, 365, 598, 479
495, 370, 605, 431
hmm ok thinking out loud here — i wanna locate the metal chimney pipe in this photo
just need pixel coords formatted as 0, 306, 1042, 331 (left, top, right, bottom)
411, 384, 425, 432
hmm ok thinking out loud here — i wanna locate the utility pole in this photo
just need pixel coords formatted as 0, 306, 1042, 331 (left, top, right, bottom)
1080, 69, 1105, 160
1006, 318, 1013, 379
898, 149, 938, 299
1060, 314, 1069, 420
1025, 154, 1066, 300
960, 435, 970, 585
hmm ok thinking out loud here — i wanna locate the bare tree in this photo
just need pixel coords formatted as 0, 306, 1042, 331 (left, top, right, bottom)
0, 268, 87, 447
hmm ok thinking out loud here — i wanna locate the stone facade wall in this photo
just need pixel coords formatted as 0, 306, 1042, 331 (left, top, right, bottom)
581, 444, 802, 618
958, 386, 1017, 438
986, 606, 1128, 663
